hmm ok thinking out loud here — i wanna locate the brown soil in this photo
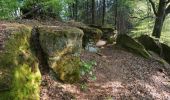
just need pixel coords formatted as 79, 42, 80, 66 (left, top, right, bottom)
40, 45, 170, 100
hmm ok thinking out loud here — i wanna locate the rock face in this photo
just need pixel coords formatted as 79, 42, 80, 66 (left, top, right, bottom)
161, 43, 170, 64
89, 25, 115, 43
38, 26, 84, 82
116, 34, 151, 58
0, 23, 41, 100
67, 21, 103, 47
0, 21, 84, 99
137, 35, 170, 64
137, 35, 161, 54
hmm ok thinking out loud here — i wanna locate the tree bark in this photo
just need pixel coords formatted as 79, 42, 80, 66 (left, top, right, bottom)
92, 0, 95, 24
102, 0, 106, 25
150, 0, 167, 38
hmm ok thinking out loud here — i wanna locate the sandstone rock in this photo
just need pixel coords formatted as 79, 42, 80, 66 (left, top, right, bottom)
161, 43, 170, 64
137, 35, 161, 54
116, 34, 151, 58
0, 22, 41, 100
96, 40, 107, 47
137, 35, 170, 64
67, 21, 103, 47
38, 26, 84, 82
89, 25, 115, 43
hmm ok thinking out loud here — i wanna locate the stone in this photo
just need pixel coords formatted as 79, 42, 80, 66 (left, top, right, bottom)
116, 34, 151, 58
38, 26, 84, 82
96, 40, 107, 47
161, 43, 170, 64
0, 22, 41, 100
137, 35, 161, 54
67, 21, 103, 47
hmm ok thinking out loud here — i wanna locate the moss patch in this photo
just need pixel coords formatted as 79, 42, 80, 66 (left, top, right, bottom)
0, 25, 41, 100
38, 26, 83, 83
50, 55, 81, 83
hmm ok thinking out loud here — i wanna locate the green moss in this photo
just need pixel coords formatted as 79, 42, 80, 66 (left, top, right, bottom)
116, 34, 151, 58
38, 26, 83, 57
0, 25, 41, 100
50, 55, 81, 83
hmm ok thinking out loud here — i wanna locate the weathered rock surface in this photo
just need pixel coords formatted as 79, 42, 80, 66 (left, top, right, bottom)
0, 22, 41, 100
89, 25, 115, 43
137, 35, 161, 54
137, 35, 170, 64
38, 26, 84, 82
116, 34, 151, 58
67, 21, 103, 47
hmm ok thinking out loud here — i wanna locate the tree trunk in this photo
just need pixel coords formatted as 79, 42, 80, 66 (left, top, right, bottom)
152, 0, 166, 38
114, 0, 118, 30
152, 14, 166, 38
102, 0, 106, 25
92, 0, 95, 24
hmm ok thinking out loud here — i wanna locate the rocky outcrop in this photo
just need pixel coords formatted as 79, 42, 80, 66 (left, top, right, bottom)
161, 43, 170, 64
0, 23, 41, 100
67, 21, 103, 47
116, 34, 151, 58
0, 21, 84, 99
89, 25, 115, 43
38, 26, 84, 82
137, 35, 170, 64
137, 35, 161, 54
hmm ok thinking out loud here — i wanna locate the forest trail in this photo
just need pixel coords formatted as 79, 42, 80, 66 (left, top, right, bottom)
40, 45, 170, 100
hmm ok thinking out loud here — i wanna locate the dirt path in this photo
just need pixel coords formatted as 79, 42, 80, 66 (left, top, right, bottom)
40, 45, 170, 100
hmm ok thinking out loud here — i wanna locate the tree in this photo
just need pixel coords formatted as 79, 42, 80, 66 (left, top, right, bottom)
0, 0, 19, 19
92, 0, 95, 24
148, 0, 170, 38
102, 0, 106, 25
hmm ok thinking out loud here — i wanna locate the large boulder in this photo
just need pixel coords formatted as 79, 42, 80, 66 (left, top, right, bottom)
137, 35, 161, 54
0, 22, 41, 100
137, 35, 170, 64
116, 34, 151, 58
67, 21, 103, 47
89, 25, 115, 43
80, 27, 103, 47
38, 26, 84, 83
161, 43, 170, 64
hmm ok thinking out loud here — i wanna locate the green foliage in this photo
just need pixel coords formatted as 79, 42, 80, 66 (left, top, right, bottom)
0, 0, 19, 19
80, 60, 97, 80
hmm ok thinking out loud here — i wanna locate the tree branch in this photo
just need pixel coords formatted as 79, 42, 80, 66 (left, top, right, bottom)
148, 0, 158, 16
166, 5, 170, 14
166, 0, 170, 4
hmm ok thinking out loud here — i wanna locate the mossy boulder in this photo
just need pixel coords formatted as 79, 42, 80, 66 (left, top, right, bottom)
0, 23, 41, 100
67, 21, 103, 47
137, 35, 161, 54
116, 34, 151, 58
38, 26, 84, 82
89, 25, 115, 43
80, 27, 103, 47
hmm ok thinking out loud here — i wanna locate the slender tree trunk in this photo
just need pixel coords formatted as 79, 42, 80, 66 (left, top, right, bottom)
75, 0, 78, 20
114, 0, 118, 30
92, 0, 95, 24
86, 0, 89, 24
102, 0, 106, 25
152, 0, 166, 38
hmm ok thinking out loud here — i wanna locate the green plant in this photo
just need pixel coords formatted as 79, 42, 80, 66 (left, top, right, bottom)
80, 60, 97, 80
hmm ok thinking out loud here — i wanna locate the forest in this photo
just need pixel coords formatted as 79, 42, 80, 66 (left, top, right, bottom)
0, 0, 170, 99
